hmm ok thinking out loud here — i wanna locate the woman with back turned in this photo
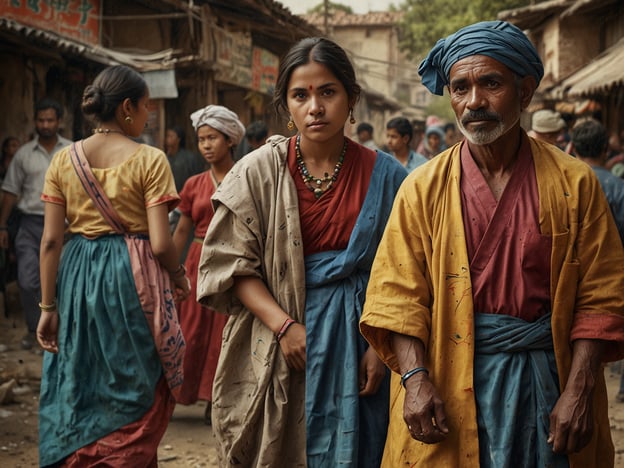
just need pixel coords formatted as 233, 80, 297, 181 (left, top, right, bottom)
37, 65, 188, 467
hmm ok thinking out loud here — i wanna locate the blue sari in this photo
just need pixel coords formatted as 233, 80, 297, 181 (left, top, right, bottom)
305, 153, 405, 467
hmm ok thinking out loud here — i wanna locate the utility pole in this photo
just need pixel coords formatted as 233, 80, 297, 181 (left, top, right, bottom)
324, 0, 329, 35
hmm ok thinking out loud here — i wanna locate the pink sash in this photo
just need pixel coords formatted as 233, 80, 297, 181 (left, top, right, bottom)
70, 141, 185, 400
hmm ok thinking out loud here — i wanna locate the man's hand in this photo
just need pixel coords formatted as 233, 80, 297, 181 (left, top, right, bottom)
403, 372, 449, 444
548, 381, 594, 453
548, 339, 604, 454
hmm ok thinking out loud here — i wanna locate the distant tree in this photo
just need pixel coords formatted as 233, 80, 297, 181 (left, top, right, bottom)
395, 0, 534, 61
307, 1, 354, 14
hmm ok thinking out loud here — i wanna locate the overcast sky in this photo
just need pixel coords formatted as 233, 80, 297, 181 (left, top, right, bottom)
277, 0, 398, 15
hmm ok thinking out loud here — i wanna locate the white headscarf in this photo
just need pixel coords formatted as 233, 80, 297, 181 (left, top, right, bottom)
190, 105, 246, 146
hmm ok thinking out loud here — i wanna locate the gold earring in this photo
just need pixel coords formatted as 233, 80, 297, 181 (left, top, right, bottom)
125, 116, 133, 124
287, 119, 295, 131
349, 109, 356, 125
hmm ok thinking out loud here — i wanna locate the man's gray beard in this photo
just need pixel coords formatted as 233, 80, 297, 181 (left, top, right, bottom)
456, 113, 520, 146
457, 119, 505, 145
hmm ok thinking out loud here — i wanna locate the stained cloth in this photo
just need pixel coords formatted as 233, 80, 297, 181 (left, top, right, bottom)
176, 171, 227, 403
39, 144, 184, 466
360, 136, 624, 467
461, 135, 551, 321
418, 20, 544, 96
190, 105, 245, 145
197, 135, 406, 466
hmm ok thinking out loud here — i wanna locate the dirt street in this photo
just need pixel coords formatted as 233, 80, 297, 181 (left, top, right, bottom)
0, 283, 218, 467
0, 281, 623, 467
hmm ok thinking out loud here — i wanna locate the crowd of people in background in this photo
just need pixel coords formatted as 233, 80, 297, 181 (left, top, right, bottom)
0, 19, 624, 468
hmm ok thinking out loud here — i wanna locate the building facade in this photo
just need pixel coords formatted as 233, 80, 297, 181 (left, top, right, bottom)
0, 0, 319, 149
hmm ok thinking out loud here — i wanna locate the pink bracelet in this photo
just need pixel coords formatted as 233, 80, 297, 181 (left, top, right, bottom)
276, 318, 296, 342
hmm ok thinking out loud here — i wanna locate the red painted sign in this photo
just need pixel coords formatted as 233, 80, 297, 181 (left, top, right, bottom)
251, 46, 278, 94
0, 0, 100, 45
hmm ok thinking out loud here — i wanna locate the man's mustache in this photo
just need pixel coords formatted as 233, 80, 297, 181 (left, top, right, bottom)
461, 111, 501, 126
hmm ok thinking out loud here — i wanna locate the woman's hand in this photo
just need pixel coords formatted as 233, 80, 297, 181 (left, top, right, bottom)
37, 311, 59, 354
358, 346, 386, 396
172, 274, 191, 302
278, 323, 306, 372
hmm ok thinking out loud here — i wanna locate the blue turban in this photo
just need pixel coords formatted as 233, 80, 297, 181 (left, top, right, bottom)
418, 21, 544, 96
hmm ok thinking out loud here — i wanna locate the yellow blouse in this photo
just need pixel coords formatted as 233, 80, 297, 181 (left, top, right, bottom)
42, 143, 179, 237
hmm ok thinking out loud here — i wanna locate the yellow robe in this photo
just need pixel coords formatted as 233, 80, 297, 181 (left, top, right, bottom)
360, 137, 624, 467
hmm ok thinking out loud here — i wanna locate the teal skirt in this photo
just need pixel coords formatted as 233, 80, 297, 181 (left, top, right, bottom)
39, 235, 162, 467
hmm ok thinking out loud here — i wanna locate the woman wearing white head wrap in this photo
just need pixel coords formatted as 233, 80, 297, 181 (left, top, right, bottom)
190, 104, 246, 148
171, 103, 243, 423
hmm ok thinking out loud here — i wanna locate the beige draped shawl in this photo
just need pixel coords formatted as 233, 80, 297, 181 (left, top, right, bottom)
196, 135, 307, 467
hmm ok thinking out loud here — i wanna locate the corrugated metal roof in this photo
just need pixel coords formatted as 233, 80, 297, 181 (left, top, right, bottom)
498, 0, 617, 29
498, 0, 573, 29
551, 37, 624, 97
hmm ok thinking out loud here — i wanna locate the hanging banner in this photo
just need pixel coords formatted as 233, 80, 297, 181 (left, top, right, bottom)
0, 0, 100, 45
251, 46, 278, 94
214, 27, 252, 89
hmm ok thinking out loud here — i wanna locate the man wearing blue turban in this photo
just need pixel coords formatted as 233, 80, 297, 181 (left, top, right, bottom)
361, 20, 624, 468
419, 20, 544, 96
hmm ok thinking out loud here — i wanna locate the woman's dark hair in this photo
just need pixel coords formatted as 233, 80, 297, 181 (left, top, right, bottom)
169, 125, 186, 148
81, 65, 147, 122
273, 37, 361, 116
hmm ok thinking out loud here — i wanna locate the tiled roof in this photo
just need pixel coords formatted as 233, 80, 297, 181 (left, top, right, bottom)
302, 10, 403, 27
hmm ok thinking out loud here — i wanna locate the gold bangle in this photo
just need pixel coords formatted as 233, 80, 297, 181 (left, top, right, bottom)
39, 300, 57, 311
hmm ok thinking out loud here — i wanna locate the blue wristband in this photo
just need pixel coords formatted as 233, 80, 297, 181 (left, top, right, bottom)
401, 367, 429, 388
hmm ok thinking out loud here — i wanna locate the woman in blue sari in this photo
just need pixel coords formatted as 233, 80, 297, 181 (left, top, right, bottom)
196, 37, 406, 467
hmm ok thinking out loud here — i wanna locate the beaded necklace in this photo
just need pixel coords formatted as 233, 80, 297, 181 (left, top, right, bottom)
93, 128, 126, 136
295, 134, 347, 199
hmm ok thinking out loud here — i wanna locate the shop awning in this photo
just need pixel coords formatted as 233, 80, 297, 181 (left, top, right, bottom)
0, 18, 197, 72
550, 37, 624, 98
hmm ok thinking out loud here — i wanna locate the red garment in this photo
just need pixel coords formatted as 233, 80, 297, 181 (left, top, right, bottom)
176, 171, 228, 403
61, 378, 175, 467
461, 135, 624, 347
287, 137, 376, 255
178, 171, 216, 237
460, 136, 551, 322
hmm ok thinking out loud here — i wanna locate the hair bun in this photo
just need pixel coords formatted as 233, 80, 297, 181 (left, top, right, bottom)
81, 85, 104, 116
